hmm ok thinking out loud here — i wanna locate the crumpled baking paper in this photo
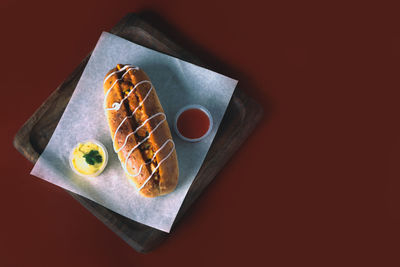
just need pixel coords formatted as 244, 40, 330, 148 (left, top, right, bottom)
31, 32, 237, 232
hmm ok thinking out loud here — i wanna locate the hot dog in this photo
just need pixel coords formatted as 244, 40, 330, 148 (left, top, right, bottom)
103, 64, 178, 197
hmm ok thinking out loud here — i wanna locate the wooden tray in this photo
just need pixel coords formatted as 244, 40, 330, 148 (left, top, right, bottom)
13, 13, 263, 253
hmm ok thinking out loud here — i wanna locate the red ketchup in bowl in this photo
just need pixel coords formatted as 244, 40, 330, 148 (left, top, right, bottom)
175, 105, 213, 142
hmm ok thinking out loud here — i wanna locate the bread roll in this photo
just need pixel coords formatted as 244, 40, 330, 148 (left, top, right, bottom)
103, 64, 178, 197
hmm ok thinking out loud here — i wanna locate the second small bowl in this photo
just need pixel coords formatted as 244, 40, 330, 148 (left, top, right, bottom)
69, 139, 108, 178
174, 104, 213, 142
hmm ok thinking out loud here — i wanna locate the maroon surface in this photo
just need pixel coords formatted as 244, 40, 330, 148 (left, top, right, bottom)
1, 0, 400, 266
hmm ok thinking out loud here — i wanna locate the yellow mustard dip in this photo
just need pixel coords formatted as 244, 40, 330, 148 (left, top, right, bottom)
71, 142, 105, 176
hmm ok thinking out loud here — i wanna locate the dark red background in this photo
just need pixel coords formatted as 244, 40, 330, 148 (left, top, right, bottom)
2, 0, 400, 266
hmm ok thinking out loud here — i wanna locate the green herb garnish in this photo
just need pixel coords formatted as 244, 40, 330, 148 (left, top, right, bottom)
83, 150, 103, 165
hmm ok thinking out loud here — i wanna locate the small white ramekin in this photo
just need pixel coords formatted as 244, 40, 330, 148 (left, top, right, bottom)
174, 104, 213, 142
69, 139, 108, 178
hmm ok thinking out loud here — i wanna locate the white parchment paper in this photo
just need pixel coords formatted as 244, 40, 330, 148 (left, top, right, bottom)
31, 32, 237, 232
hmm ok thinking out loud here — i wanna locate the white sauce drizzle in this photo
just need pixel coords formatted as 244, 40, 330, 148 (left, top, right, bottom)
103, 65, 139, 111
129, 138, 174, 178
114, 112, 165, 153
136, 139, 175, 192
111, 82, 156, 151
122, 114, 166, 175
104, 65, 175, 192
